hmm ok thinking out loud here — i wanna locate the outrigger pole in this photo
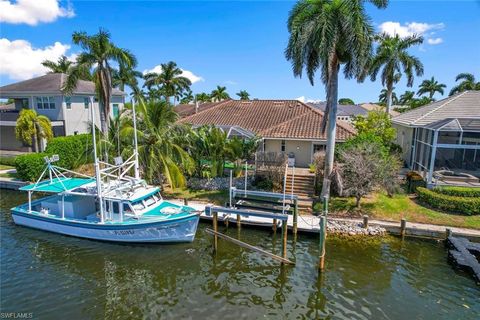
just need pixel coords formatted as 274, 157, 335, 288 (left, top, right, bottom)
90, 96, 105, 223
132, 98, 140, 180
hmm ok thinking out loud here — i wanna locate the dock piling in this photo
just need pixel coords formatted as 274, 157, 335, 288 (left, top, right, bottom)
282, 219, 288, 261
236, 214, 241, 228
293, 199, 298, 235
273, 219, 277, 232
400, 218, 407, 237
213, 211, 218, 252
363, 215, 368, 229
183, 198, 188, 206
446, 228, 452, 239
318, 215, 327, 271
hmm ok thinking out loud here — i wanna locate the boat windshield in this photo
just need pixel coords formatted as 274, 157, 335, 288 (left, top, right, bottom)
130, 191, 162, 214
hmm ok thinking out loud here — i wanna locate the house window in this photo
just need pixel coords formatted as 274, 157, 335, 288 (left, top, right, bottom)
65, 97, 71, 109
112, 104, 119, 118
281, 140, 286, 152
35, 97, 55, 109
313, 144, 325, 154
84, 98, 89, 109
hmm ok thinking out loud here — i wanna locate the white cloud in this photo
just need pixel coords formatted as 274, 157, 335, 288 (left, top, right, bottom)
378, 21, 444, 46
0, 38, 74, 80
143, 65, 204, 84
224, 80, 237, 86
0, 0, 74, 25
296, 96, 322, 103
427, 37, 443, 45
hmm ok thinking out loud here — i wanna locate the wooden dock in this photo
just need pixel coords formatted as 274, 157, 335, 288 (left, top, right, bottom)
446, 236, 480, 283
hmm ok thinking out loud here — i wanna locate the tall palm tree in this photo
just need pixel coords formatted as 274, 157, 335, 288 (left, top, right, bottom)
285, 0, 388, 199
42, 55, 73, 73
370, 33, 424, 114
399, 90, 415, 105
449, 73, 480, 96
417, 76, 446, 99
236, 90, 250, 100
210, 86, 230, 102
180, 89, 194, 104
121, 100, 193, 188
379, 88, 398, 105
196, 92, 211, 103
63, 28, 137, 135
143, 61, 192, 105
15, 109, 53, 152
112, 63, 142, 92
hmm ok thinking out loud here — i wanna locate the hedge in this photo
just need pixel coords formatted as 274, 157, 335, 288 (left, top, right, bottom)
15, 134, 93, 182
417, 187, 480, 215
0, 156, 16, 167
15, 153, 50, 182
433, 186, 480, 198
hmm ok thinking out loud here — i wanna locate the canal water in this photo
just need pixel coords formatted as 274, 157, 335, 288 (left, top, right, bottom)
1, 189, 479, 319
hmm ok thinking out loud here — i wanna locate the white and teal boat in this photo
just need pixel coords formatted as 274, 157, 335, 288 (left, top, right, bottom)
11, 99, 200, 243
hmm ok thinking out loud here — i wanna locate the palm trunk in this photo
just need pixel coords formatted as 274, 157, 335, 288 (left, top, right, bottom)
386, 84, 393, 115
32, 132, 39, 153
320, 59, 339, 200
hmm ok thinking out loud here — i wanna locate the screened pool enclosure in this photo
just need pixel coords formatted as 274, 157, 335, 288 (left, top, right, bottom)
411, 118, 480, 185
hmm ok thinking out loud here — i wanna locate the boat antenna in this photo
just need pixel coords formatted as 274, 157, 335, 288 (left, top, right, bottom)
90, 96, 105, 223
132, 98, 140, 180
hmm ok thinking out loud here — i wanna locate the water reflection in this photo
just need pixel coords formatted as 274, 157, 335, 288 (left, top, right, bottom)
1, 189, 479, 319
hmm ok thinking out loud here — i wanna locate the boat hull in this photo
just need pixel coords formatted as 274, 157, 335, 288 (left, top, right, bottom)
11, 210, 200, 243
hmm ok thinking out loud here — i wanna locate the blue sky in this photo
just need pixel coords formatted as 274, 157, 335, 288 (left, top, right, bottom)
1, 0, 479, 103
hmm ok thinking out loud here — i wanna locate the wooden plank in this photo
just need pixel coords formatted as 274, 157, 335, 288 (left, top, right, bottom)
205, 228, 295, 265
231, 188, 298, 201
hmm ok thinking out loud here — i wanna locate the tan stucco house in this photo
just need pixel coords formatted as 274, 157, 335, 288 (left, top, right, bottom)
177, 99, 356, 167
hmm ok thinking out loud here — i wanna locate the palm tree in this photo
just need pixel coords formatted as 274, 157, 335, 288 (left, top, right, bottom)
379, 88, 398, 105
285, 0, 388, 199
370, 33, 424, 114
42, 55, 73, 73
121, 100, 193, 188
399, 90, 415, 105
449, 73, 480, 96
42, 55, 92, 80
210, 86, 230, 102
196, 92, 211, 104
63, 28, 137, 135
112, 63, 142, 92
180, 89, 194, 104
236, 90, 250, 100
143, 61, 192, 105
15, 109, 53, 152
417, 76, 446, 99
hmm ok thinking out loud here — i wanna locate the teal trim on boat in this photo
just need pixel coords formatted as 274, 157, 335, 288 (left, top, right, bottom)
20, 178, 95, 193
130, 187, 160, 203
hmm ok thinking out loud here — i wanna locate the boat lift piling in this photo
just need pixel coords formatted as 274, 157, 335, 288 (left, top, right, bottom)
205, 206, 294, 265
318, 196, 328, 271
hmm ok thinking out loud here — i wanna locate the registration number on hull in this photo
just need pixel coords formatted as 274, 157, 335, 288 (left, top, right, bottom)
113, 230, 135, 235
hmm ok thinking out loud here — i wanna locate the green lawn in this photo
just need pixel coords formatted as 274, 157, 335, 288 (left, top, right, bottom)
0, 171, 18, 179
162, 187, 229, 206
0, 164, 14, 170
314, 192, 480, 230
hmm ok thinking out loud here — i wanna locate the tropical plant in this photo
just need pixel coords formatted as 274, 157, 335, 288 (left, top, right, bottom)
196, 92, 211, 103
42, 55, 92, 80
15, 109, 53, 152
379, 88, 398, 105
417, 76, 446, 99
409, 96, 433, 109
42, 55, 73, 74
63, 28, 137, 135
399, 90, 415, 105
120, 100, 193, 188
210, 86, 230, 102
352, 110, 397, 147
236, 90, 250, 100
338, 98, 355, 105
112, 63, 142, 92
180, 89, 194, 104
369, 33, 424, 114
449, 73, 480, 96
285, 0, 388, 199
143, 61, 192, 105
189, 126, 229, 178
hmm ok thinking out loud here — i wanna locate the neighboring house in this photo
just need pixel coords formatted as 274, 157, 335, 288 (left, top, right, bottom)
392, 91, 480, 186
178, 99, 356, 167
0, 73, 125, 152
175, 101, 227, 118
308, 102, 368, 123
361, 103, 400, 117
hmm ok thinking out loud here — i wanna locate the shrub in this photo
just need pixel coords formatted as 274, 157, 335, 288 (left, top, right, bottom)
433, 186, 480, 198
15, 153, 49, 182
15, 134, 93, 182
45, 134, 93, 169
406, 171, 425, 193
417, 187, 480, 215
0, 156, 16, 167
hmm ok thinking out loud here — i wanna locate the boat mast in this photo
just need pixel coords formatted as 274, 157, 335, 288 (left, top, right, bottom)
90, 96, 105, 223
132, 98, 140, 180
